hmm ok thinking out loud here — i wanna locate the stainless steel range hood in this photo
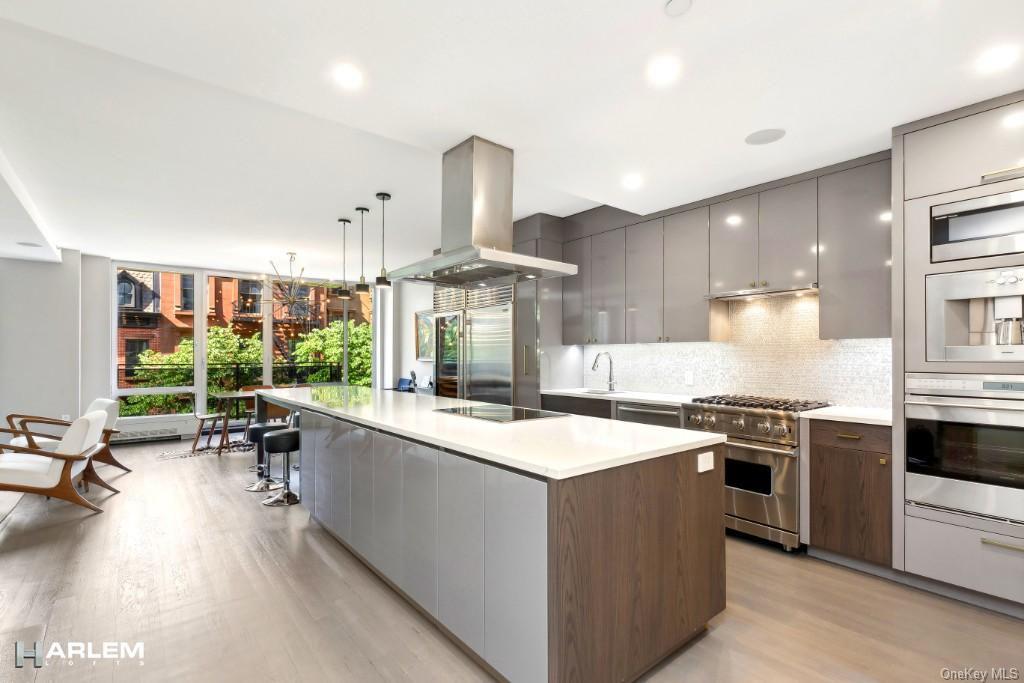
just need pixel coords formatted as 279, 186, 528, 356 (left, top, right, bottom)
389, 136, 577, 288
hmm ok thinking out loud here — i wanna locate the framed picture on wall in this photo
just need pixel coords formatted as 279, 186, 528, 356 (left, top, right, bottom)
415, 310, 434, 362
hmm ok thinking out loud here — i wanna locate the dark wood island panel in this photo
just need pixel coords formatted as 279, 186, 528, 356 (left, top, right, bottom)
548, 444, 726, 683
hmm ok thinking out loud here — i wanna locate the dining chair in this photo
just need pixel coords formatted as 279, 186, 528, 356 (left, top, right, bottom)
191, 395, 225, 454
6, 398, 129, 472
0, 410, 116, 513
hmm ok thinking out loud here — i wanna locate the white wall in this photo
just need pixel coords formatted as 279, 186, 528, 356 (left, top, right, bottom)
0, 248, 82, 432
80, 253, 112, 408
393, 280, 434, 387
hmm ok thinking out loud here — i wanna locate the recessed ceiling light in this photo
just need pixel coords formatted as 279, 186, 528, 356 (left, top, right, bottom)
663, 0, 694, 17
975, 44, 1020, 75
16, 241, 41, 248
622, 173, 644, 191
645, 55, 682, 88
879, 210, 893, 222
1003, 111, 1024, 129
744, 128, 786, 145
331, 63, 364, 91
725, 214, 742, 226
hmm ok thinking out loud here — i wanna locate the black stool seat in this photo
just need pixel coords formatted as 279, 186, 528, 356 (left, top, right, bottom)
263, 428, 300, 454
247, 422, 286, 444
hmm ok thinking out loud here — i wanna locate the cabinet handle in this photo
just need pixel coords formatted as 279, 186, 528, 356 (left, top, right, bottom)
836, 433, 862, 440
665, 336, 670, 342
981, 537, 1024, 553
981, 165, 1024, 185
522, 345, 529, 375
657, 336, 663, 342
879, 458, 887, 465
749, 281, 756, 288
761, 280, 768, 286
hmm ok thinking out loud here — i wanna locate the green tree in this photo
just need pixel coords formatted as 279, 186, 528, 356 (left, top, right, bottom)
291, 320, 373, 387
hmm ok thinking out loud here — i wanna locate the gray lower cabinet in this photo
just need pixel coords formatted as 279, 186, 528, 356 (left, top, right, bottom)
591, 228, 626, 344
349, 426, 374, 557
371, 432, 403, 580
328, 420, 352, 542
710, 194, 758, 295
663, 207, 712, 342
400, 441, 438, 615
625, 218, 664, 343
817, 159, 892, 339
562, 237, 591, 345
757, 178, 817, 290
312, 414, 332, 527
484, 467, 548, 683
437, 450, 486, 654
299, 411, 316, 512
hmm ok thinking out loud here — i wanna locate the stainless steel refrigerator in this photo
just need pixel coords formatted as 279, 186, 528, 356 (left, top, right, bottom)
434, 288, 514, 406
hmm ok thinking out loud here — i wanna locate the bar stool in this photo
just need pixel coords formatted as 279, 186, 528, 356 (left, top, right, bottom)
244, 422, 286, 492
262, 428, 300, 507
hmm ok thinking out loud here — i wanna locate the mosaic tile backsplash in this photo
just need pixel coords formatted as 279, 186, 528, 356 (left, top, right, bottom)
581, 296, 892, 408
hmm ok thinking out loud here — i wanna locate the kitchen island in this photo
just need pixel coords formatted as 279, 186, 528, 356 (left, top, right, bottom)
257, 386, 727, 683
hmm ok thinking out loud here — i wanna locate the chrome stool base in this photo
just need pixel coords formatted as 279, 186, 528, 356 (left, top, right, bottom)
262, 489, 299, 507
244, 477, 283, 492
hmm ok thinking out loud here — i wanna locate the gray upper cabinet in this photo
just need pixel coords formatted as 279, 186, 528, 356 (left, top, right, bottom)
663, 207, 712, 342
758, 179, 818, 290
562, 237, 591, 345
904, 99, 1024, 200
818, 159, 892, 339
400, 441, 439, 616
590, 228, 626, 344
710, 194, 759, 295
625, 218, 664, 343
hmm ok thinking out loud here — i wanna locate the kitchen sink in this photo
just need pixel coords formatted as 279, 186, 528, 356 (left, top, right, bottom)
579, 389, 620, 395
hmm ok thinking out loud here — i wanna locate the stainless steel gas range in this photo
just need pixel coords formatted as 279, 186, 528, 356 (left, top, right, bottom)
683, 394, 830, 551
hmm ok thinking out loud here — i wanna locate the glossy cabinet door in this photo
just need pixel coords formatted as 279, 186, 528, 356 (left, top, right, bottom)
298, 411, 316, 512
437, 451, 486, 654
625, 218, 664, 343
371, 432, 403, 581
349, 426, 374, 557
590, 227, 626, 344
904, 99, 1024, 199
757, 179, 818, 290
328, 419, 352, 542
484, 467, 548, 683
312, 413, 332, 527
514, 239, 540, 408
562, 237, 591, 345
710, 194, 758, 295
663, 207, 710, 342
818, 159, 892, 339
400, 441, 439, 615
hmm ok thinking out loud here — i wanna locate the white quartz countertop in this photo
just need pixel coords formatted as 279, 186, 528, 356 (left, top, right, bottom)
540, 388, 693, 407
799, 406, 892, 426
259, 387, 724, 480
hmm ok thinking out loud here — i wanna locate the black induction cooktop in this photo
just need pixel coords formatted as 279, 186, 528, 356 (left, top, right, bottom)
434, 405, 568, 423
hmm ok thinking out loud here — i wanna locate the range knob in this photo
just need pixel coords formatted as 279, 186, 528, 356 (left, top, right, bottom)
756, 421, 771, 434
688, 414, 703, 426
732, 417, 746, 430
773, 423, 791, 436
704, 414, 716, 428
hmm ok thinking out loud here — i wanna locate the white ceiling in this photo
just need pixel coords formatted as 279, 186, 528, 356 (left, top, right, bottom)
1, 1, 1024, 277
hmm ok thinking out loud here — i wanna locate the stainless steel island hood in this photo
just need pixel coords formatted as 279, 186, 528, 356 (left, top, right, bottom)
389, 136, 577, 288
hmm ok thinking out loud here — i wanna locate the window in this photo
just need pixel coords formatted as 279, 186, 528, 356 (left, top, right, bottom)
238, 280, 262, 314
180, 274, 194, 311
124, 339, 149, 369
118, 280, 136, 308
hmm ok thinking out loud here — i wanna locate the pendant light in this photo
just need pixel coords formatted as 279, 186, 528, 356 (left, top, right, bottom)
355, 206, 370, 293
375, 192, 392, 289
336, 217, 352, 300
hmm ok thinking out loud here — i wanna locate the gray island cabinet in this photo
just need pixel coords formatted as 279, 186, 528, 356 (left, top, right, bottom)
264, 386, 726, 683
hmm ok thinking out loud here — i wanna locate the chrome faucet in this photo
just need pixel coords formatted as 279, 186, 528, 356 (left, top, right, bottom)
591, 352, 615, 392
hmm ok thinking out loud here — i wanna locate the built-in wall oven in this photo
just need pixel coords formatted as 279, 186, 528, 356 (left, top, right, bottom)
905, 373, 1024, 524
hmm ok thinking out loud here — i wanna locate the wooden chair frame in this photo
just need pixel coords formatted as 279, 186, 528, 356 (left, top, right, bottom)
6, 413, 130, 472
0, 427, 117, 513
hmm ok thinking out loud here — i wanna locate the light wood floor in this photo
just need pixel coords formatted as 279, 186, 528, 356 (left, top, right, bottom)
0, 441, 1021, 682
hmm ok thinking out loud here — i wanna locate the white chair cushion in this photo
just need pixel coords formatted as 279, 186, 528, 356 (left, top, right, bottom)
0, 452, 62, 488
8, 435, 59, 451
85, 398, 119, 430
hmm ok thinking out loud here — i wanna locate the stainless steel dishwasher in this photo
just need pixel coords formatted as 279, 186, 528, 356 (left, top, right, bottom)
614, 402, 683, 428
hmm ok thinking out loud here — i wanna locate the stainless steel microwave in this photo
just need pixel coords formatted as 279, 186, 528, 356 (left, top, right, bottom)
931, 188, 1024, 263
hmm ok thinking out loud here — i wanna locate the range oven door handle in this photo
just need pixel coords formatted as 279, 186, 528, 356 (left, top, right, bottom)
727, 441, 798, 458
904, 399, 1024, 411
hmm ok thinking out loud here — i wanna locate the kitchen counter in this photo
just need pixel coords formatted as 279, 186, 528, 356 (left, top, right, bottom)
799, 405, 892, 426
540, 387, 693, 407
258, 385, 727, 682
258, 386, 723, 479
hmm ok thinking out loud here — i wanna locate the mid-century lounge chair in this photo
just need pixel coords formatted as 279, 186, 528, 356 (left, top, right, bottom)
6, 398, 129, 472
0, 410, 116, 513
